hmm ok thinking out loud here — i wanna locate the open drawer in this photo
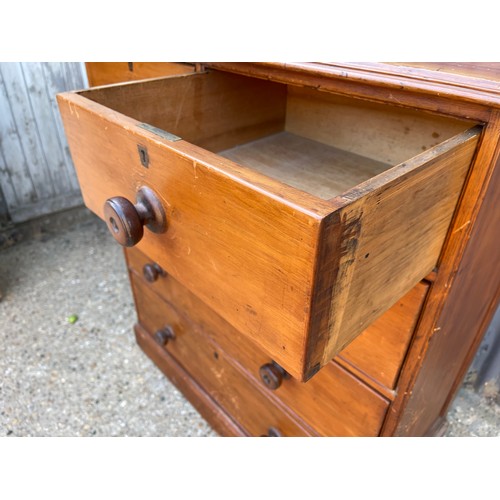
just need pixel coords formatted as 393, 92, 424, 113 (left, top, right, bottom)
57, 68, 481, 381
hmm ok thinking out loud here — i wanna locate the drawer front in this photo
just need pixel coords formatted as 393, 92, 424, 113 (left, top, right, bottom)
85, 62, 195, 87
338, 281, 429, 389
130, 274, 314, 437
126, 246, 427, 391
128, 256, 389, 436
58, 70, 480, 381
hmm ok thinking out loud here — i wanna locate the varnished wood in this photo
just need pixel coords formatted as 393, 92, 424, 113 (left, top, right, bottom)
134, 323, 246, 437
142, 262, 166, 283
103, 186, 167, 247
126, 245, 427, 395
85, 62, 195, 87
57, 71, 479, 380
285, 86, 472, 165
305, 127, 480, 377
220, 131, 390, 199
65, 62, 500, 437
131, 276, 315, 437
206, 62, 496, 121
127, 256, 390, 436
81, 71, 288, 153
381, 111, 500, 436
338, 282, 429, 390
57, 89, 326, 380
386, 63, 500, 89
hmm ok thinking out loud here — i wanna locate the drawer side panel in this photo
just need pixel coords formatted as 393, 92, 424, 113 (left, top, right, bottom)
306, 128, 481, 377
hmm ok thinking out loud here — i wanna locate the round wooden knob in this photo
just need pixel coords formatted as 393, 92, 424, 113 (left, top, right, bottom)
154, 326, 176, 346
259, 363, 285, 390
260, 427, 282, 437
103, 186, 166, 247
104, 196, 143, 247
143, 263, 166, 282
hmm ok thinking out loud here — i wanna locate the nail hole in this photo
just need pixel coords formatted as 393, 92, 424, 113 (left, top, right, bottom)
365, 253, 370, 259
109, 217, 119, 233
213, 351, 219, 360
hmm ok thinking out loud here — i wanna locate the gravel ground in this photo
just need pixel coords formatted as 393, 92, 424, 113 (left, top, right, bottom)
0, 211, 215, 437
0, 210, 498, 437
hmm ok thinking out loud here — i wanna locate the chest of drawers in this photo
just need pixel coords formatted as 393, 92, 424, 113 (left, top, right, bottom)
58, 62, 500, 436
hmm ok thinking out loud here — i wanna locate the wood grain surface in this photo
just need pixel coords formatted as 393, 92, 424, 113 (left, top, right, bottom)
127, 254, 390, 436
130, 275, 315, 437
220, 131, 390, 199
82, 70, 288, 153
57, 89, 328, 380
126, 245, 427, 393
69, 62, 500, 437
381, 111, 500, 436
206, 62, 497, 121
134, 323, 246, 437
58, 70, 480, 380
338, 281, 429, 390
305, 127, 480, 378
85, 62, 195, 87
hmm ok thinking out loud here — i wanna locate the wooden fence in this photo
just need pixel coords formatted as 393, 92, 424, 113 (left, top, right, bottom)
0, 62, 87, 223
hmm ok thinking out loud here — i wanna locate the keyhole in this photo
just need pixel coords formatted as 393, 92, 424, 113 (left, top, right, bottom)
137, 144, 149, 168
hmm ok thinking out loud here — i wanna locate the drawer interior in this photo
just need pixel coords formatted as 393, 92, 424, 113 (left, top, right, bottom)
82, 70, 474, 200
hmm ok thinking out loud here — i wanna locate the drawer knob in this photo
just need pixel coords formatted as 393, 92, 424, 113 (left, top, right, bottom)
260, 427, 282, 437
259, 361, 289, 390
143, 263, 167, 282
154, 326, 176, 346
103, 186, 166, 247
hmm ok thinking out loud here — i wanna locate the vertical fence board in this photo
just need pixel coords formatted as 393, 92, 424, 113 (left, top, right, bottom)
0, 62, 87, 222
0, 66, 36, 210
21, 62, 73, 194
1, 63, 55, 200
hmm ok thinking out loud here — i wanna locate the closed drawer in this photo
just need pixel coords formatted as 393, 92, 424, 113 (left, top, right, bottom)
58, 69, 480, 381
130, 275, 314, 437
126, 245, 427, 392
128, 256, 390, 436
338, 281, 429, 390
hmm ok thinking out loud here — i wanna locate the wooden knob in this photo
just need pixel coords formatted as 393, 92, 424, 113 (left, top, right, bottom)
103, 186, 166, 247
259, 362, 289, 390
143, 263, 166, 282
260, 427, 282, 437
154, 326, 176, 346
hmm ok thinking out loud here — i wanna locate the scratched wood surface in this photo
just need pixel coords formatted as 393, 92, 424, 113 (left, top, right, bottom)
72, 62, 500, 438
126, 254, 389, 436
305, 128, 480, 377
57, 86, 329, 381
85, 62, 195, 87
131, 275, 315, 437
0, 62, 86, 222
57, 70, 480, 380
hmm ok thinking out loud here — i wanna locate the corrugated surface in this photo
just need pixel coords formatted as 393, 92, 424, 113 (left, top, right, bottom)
0, 62, 88, 223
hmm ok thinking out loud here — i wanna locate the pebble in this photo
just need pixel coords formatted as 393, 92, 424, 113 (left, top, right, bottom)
0, 215, 216, 437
